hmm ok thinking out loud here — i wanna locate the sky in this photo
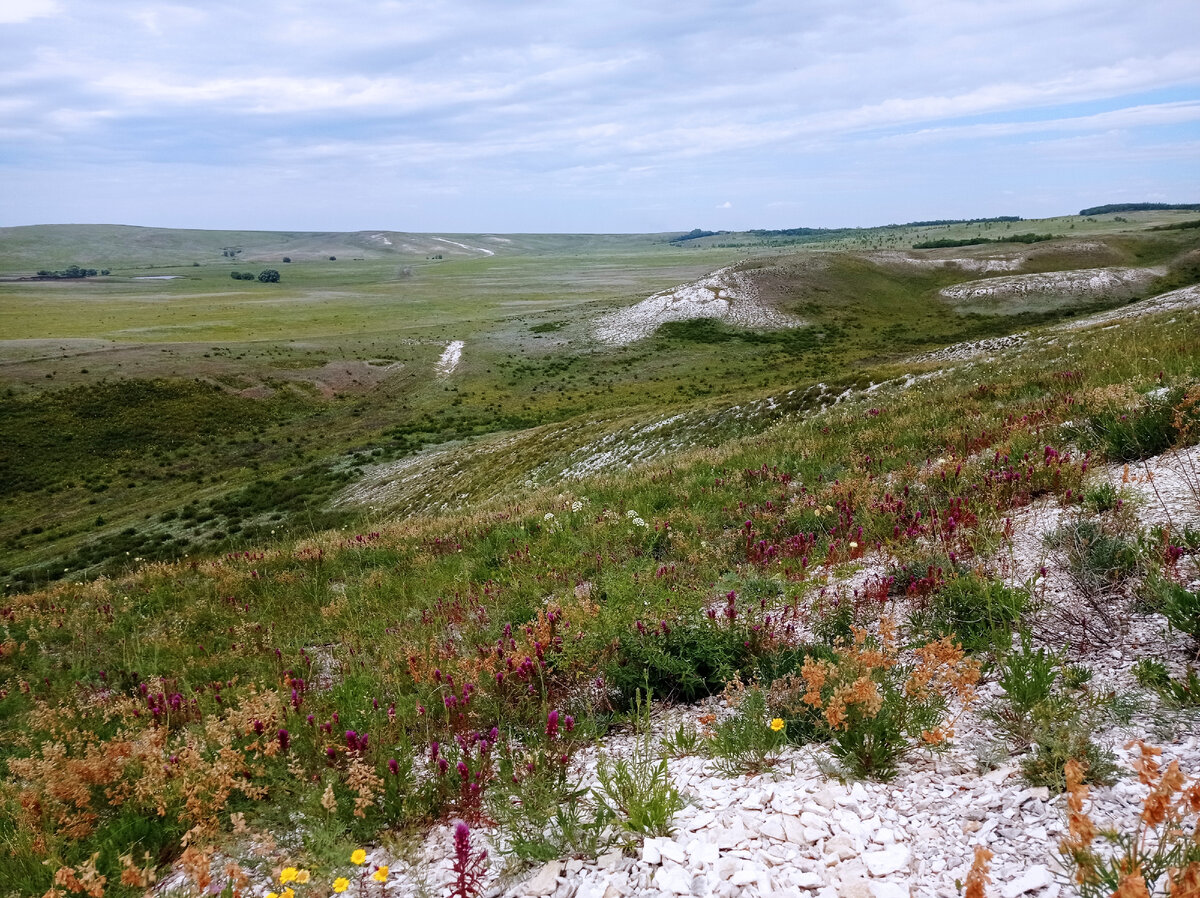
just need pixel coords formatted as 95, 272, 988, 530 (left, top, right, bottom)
1, 0, 1198, 233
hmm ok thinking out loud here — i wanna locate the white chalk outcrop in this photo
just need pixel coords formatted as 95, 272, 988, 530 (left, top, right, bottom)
592, 266, 804, 346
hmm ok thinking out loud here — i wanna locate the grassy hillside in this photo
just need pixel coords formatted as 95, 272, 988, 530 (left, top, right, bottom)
0, 291, 1197, 895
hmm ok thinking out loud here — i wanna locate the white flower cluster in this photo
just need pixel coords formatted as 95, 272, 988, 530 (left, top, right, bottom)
543, 511, 561, 533
625, 509, 649, 529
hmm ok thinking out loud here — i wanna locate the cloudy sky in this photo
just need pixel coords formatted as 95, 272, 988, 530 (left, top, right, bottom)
1, 0, 1198, 232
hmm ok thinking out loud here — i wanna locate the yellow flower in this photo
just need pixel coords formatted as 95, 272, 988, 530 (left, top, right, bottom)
770, 718, 785, 732
296, 871, 311, 885
282, 890, 295, 898
267, 893, 278, 898
372, 866, 389, 883
332, 878, 350, 894
351, 849, 367, 865
280, 868, 299, 885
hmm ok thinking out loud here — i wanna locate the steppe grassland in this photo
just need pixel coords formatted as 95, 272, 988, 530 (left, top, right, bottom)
1, 295, 1198, 897
0, 213, 1196, 591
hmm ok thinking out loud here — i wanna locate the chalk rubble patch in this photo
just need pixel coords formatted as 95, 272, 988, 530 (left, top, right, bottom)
435, 340, 464, 376
592, 265, 804, 345
939, 266, 1159, 302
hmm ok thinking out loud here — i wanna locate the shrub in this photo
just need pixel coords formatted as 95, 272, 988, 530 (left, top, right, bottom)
607, 618, 753, 705
910, 574, 1027, 656
796, 619, 980, 780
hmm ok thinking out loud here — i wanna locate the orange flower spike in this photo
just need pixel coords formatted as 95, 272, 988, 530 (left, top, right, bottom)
1112, 872, 1151, 898
800, 656, 828, 708
1169, 862, 1200, 898
1128, 740, 1162, 786
964, 846, 993, 898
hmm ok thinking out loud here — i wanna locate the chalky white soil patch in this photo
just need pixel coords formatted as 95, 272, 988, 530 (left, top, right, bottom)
436, 340, 464, 376
432, 236, 496, 256
939, 267, 1161, 304
1056, 283, 1200, 331
593, 266, 805, 346
869, 251, 1023, 273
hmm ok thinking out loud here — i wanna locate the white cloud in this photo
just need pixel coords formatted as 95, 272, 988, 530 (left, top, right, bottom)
1, 0, 1198, 229
716, 201, 732, 209
0, 0, 59, 24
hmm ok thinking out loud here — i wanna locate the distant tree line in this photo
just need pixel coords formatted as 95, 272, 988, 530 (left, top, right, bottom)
890, 216, 1022, 228
230, 270, 281, 282
35, 265, 109, 278
1078, 203, 1200, 216
748, 227, 830, 237
912, 233, 1057, 249
669, 228, 728, 243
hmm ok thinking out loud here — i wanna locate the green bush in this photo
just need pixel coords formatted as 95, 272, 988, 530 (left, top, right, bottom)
995, 632, 1064, 720
911, 574, 1028, 656
1159, 581, 1200, 646
607, 620, 753, 705
1050, 519, 1142, 598
1133, 658, 1200, 708
1084, 390, 1180, 461
989, 632, 1117, 792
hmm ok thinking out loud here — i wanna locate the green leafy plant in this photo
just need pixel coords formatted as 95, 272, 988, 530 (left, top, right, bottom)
592, 691, 685, 840
1160, 581, 1200, 647
1079, 387, 1181, 462
910, 574, 1028, 656
1018, 697, 1119, 793
659, 721, 702, 758
995, 631, 1064, 721
705, 684, 786, 776
1133, 658, 1200, 708
489, 746, 612, 862
989, 632, 1117, 792
1083, 482, 1121, 513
